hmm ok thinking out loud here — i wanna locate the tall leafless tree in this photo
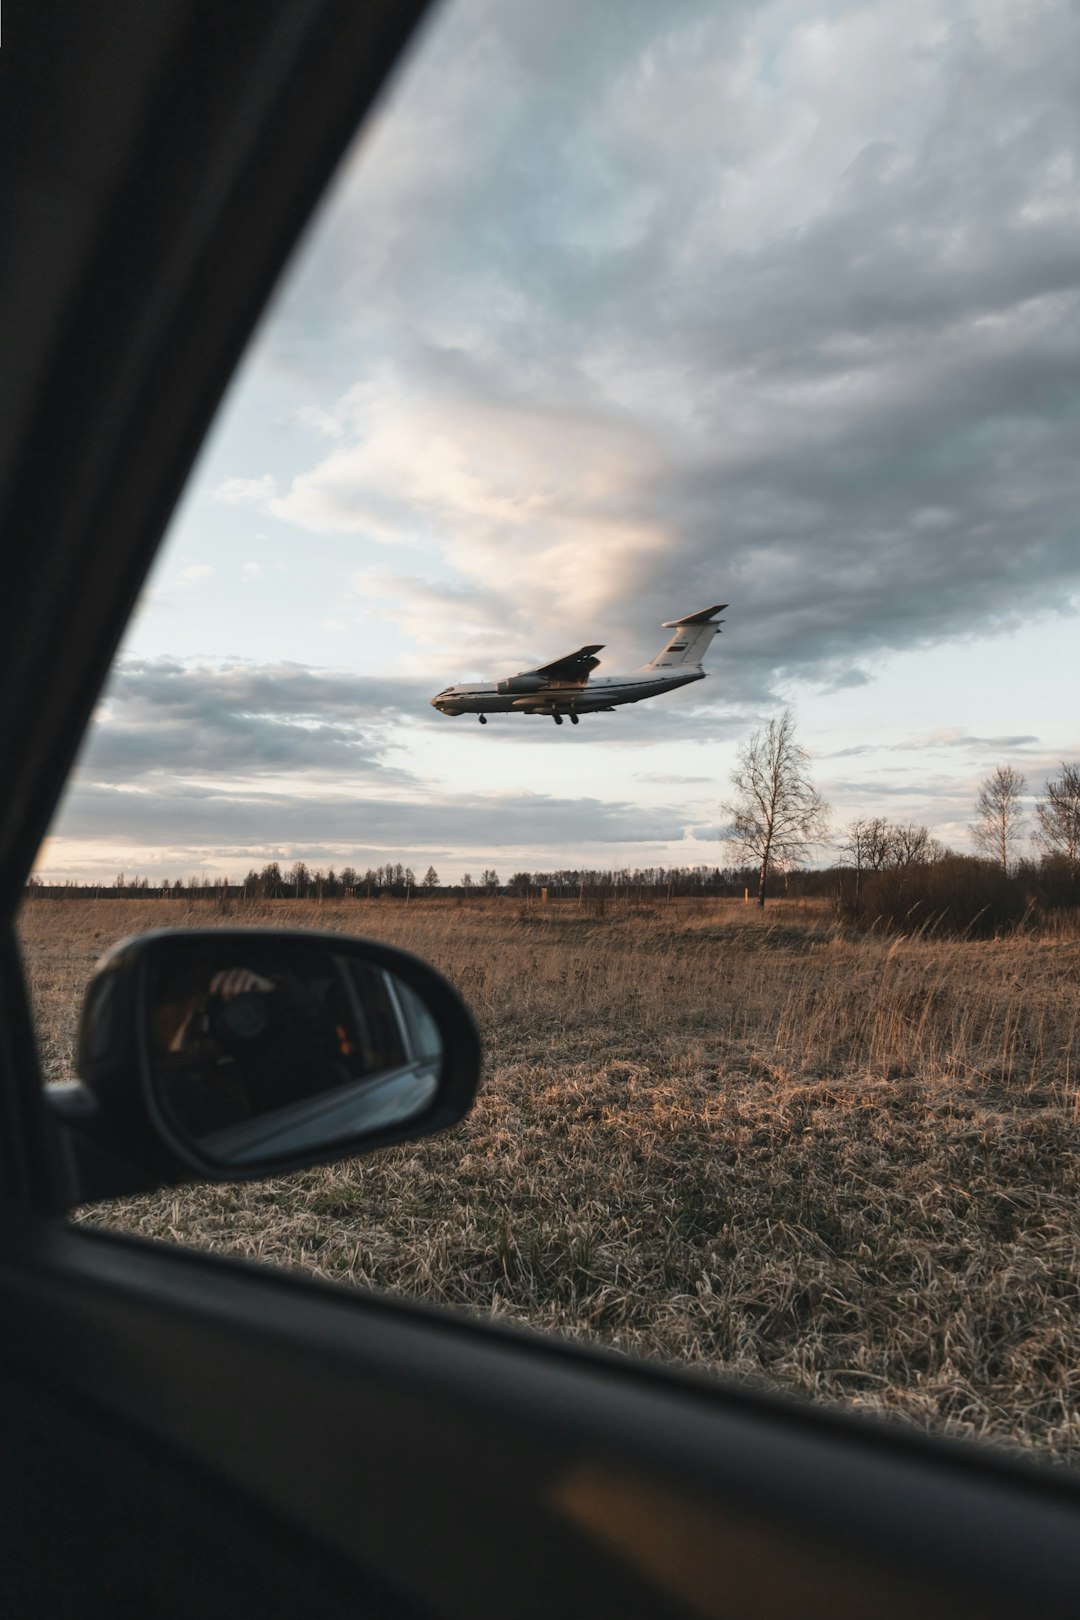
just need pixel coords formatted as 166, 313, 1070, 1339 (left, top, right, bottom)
972, 765, 1026, 872
723, 709, 829, 907
839, 816, 893, 912
862, 817, 893, 871
1035, 763, 1080, 881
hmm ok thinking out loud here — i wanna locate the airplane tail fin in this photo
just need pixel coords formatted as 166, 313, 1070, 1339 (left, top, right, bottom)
641, 604, 727, 670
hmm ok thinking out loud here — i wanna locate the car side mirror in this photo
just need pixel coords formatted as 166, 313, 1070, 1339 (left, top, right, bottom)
56, 928, 481, 1197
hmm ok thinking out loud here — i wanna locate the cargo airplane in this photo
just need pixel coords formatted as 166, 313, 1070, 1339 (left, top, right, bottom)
430, 605, 726, 725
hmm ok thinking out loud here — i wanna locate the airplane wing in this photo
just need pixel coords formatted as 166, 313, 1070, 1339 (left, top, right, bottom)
530, 644, 604, 684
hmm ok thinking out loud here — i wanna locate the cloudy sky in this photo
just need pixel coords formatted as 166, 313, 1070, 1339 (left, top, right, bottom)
41, 0, 1080, 883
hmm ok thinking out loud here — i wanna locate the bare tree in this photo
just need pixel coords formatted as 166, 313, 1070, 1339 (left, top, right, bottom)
972, 765, 1026, 872
886, 822, 934, 870
723, 710, 829, 907
862, 817, 893, 871
839, 816, 894, 912
1035, 763, 1080, 881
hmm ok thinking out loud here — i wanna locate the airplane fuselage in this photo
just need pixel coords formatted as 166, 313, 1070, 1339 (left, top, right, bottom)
430, 605, 725, 724
431, 668, 705, 718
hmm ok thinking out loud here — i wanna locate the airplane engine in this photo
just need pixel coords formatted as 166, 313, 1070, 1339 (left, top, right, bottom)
497, 674, 546, 694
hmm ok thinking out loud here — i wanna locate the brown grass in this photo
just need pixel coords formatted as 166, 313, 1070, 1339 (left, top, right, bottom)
17, 894, 1080, 1464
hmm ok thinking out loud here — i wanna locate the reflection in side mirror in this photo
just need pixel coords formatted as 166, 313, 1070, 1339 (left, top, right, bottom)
153, 947, 443, 1168
72, 928, 481, 1183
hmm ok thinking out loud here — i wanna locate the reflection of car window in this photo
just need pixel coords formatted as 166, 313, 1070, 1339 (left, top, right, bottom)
394, 982, 441, 1064
343, 961, 408, 1073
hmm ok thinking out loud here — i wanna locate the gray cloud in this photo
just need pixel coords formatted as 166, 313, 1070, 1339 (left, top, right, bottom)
828, 777, 963, 799
935, 735, 1041, 752
266, 0, 1080, 701
51, 657, 694, 866
77, 658, 427, 782
820, 732, 1041, 759
634, 773, 714, 786
79, 656, 744, 769
53, 780, 685, 855
60, 3, 1080, 880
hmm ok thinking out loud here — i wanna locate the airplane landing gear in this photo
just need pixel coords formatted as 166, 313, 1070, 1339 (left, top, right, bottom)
478, 714, 487, 724
552, 713, 563, 726
569, 712, 579, 725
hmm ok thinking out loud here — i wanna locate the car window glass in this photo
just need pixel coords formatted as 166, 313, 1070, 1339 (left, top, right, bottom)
18, 0, 1080, 1473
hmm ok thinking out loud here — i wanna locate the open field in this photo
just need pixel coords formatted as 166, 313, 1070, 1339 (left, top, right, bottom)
17, 894, 1080, 1464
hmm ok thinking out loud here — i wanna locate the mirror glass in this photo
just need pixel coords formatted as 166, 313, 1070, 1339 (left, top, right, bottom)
147, 940, 443, 1168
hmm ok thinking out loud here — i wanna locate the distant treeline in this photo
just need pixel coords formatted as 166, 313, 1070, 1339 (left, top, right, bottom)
24, 847, 1080, 938
24, 861, 764, 902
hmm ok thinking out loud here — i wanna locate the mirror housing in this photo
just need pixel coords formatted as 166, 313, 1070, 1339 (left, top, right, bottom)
53, 928, 481, 1198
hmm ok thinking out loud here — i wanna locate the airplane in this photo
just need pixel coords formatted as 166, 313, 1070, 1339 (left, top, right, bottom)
430, 604, 727, 725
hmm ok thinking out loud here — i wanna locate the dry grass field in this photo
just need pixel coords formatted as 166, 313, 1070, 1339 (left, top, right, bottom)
17, 894, 1080, 1465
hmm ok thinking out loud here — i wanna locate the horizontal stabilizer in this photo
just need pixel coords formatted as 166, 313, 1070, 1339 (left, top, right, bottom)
661, 604, 727, 627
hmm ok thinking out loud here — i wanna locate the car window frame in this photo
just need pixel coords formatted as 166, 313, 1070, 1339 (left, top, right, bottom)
0, 0, 431, 1215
